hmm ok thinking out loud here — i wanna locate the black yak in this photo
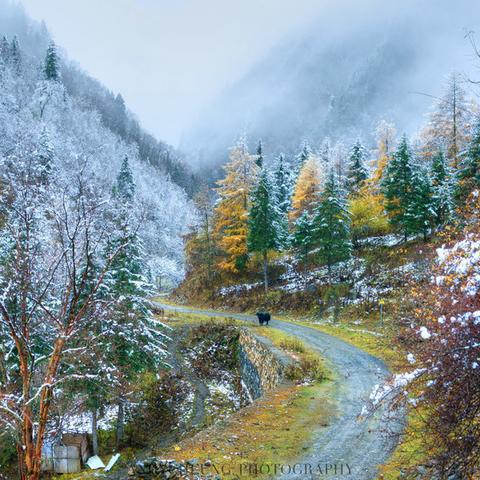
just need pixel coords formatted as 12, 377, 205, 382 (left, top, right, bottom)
256, 312, 271, 326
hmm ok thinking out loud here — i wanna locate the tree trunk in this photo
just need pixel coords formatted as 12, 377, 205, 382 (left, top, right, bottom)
263, 251, 268, 294
116, 397, 125, 448
92, 409, 99, 456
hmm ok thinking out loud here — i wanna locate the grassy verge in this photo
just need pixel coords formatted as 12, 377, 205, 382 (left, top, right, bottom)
154, 382, 334, 479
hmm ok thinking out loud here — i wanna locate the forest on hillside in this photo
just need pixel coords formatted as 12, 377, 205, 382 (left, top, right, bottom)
180, 70, 480, 477
1, 1, 480, 479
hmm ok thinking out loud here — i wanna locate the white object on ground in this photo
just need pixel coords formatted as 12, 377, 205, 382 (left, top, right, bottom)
86, 455, 105, 469
104, 453, 120, 472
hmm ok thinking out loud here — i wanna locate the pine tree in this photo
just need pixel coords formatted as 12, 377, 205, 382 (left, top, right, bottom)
113, 156, 135, 201
104, 157, 167, 446
312, 172, 351, 279
256, 140, 264, 168
274, 153, 293, 215
10, 36, 21, 74
214, 138, 258, 273
382, 136, 415, 241
295, 141, 311, 173
290, 153, 323, 222
405, 165, 434, 241
319, 138, 331, 164
0, 36, 10, 64
347, 140, 368, 193
247, 168, 283, 292
458, 119, 480, 198
291, 210, 314, 262
45, 41, 60, 81
431, 151, 455, 226
272, 153, 291, 245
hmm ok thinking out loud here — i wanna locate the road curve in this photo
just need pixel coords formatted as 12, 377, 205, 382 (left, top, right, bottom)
155, 302, 402, 480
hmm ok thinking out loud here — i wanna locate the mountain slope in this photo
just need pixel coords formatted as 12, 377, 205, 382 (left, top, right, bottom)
0, 0, 196, 285
0, 0, 198, 195
181, 0, 479, 178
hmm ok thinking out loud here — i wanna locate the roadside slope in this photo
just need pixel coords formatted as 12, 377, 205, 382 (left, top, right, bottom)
155, 302, 402, 480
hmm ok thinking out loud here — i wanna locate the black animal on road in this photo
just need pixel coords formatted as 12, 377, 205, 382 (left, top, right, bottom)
256, 312, 271, 326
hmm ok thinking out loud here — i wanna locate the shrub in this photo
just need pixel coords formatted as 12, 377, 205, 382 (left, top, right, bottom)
279, 338, 305, 353
285, 355, 324, 383
125, 371, 188, 447
182, 321, 240, 378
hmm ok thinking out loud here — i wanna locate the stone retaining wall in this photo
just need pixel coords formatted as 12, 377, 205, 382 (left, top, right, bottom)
238, 329, 284, 399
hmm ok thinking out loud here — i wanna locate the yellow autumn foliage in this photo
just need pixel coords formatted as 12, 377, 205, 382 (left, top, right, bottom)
349, 189, 391, 241
290, 154, 324, 222
213, 141, 258, 273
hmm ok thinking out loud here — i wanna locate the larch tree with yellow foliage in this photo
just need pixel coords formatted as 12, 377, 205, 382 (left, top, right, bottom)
213, 139, 258, 273
290, 153, 324, 222
349, 122, 394, 245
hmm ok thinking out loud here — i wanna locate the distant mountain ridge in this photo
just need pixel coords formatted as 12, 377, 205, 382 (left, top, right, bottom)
181, 0, 479, 180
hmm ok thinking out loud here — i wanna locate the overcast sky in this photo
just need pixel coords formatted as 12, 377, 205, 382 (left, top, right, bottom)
21, 0, 325, 145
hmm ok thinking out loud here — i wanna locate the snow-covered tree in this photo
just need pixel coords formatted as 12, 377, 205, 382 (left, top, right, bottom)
274, 153, 293, 216
405, 165, 434, 241
312, 172, 351, 278
103, 157, 168, 446
382, 136, 415, 241
458, 118, 480, 199
44, 41, 60, 81
347, 140, 368, 194
247, 168, 283, 292
422, 73, 472, 169
0, 148, 116, 480
291, 210, 315, 262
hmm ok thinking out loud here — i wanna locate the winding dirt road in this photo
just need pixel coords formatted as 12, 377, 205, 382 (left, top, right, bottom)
155, 302, 403, 480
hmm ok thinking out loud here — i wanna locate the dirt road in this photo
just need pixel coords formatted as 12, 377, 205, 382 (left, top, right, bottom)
155, 302, 402, 480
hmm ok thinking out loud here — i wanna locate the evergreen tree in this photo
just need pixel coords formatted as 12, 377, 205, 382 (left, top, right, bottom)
256, 140, 264, 168
312, 172, 351, 279
405, 165, 434, 241
458, 119, 480, 198
104, 157, 167, 446
291, 211, 314, 262
274, 154, 292, 212
10, 36, 21, 74
114, 156, 136, 200
0, 36, 10, 64
347, 140, 368, 193
295, 141, 311, 173
382, 136, 415, 241
431, 151, 455, 226
44, 41, 60, 81
247, 168, 283, 292
319, 138, 331, 164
